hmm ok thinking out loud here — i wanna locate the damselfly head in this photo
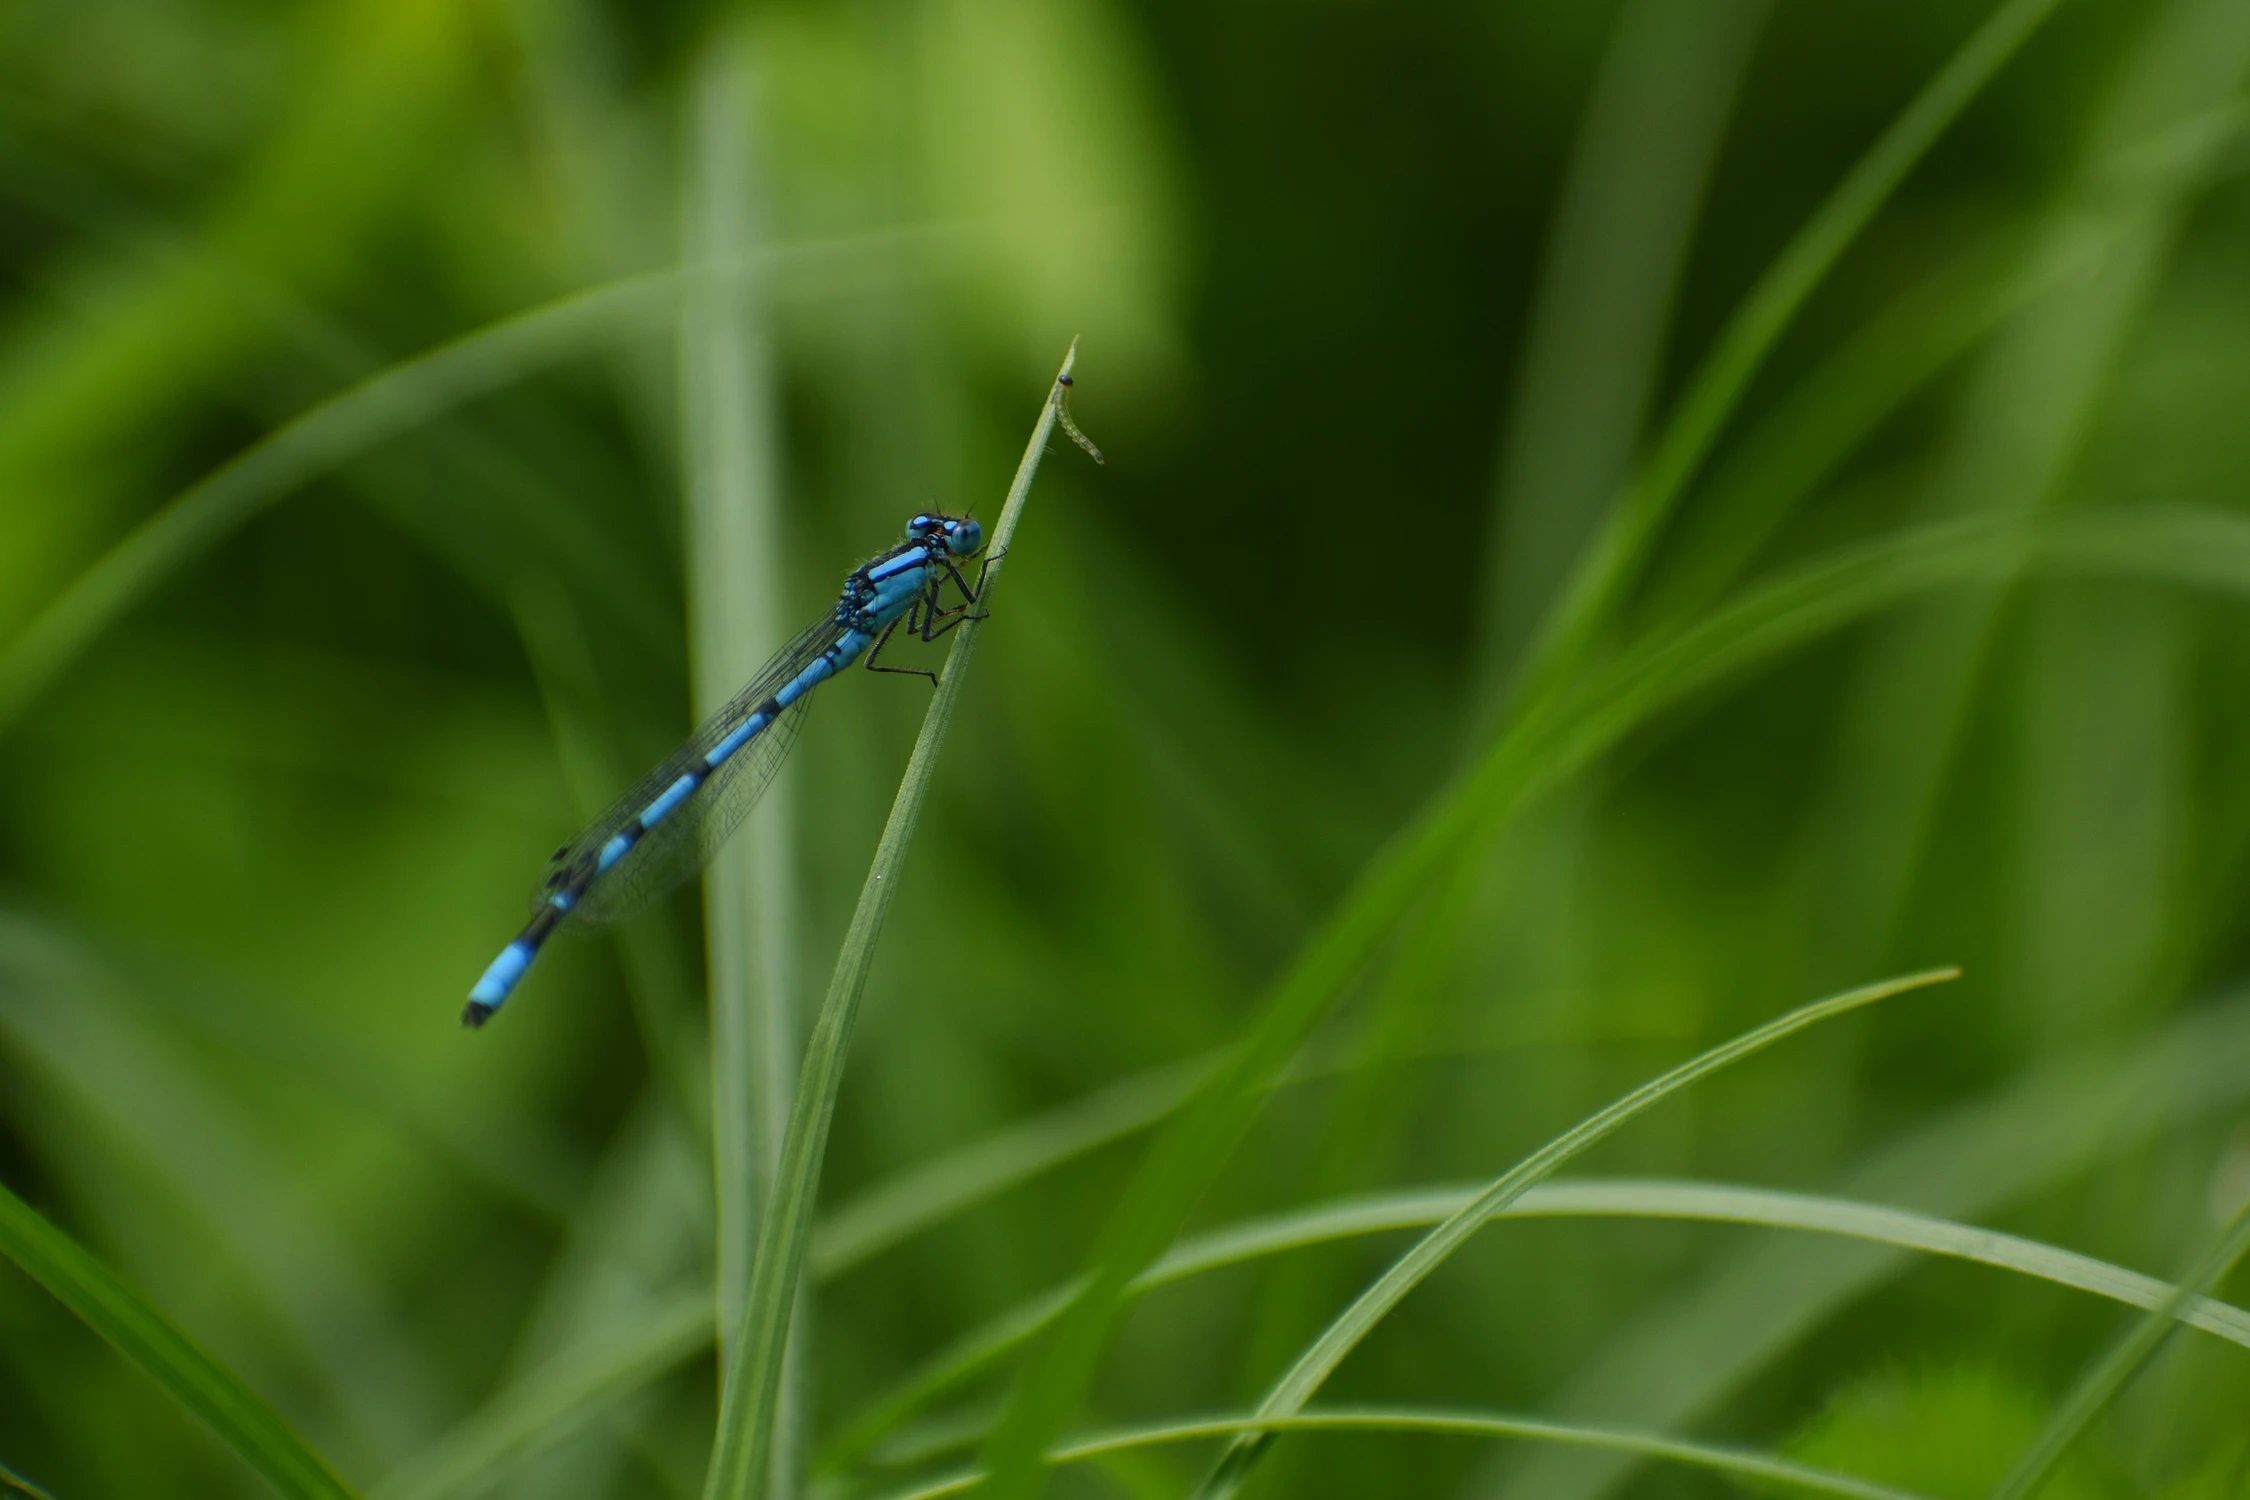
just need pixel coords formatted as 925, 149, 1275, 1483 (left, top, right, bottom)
908, 512, 984, 558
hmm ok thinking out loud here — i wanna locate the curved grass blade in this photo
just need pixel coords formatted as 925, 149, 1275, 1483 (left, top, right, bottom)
823, 1168, 2250, 1477
1642, 97, 2250, 630
0, 1178, 360, 1500
698, 346, 1082, 1500
1519, 1181, 2250, 1351
0, 223, 958, 738
0, 272, 663, 736
975, 9, 2067, 1488
809, 1055, 1213, 1279
1506, 0, 2068, 721
1472, 0, 1770, 699
1986, 1192, 2250, 1500
1478, 992, 2250, 1500
381, 1163, 2250, 1498
0, 917, 438, 1451
868, 1408, 1940, 1500
369, 1292, 709, 1500
1776, 3, 2250, 1013
812, 1035, 1430, 1286
0, 1457, 57, 1500
510, 585, 712, 1137
679, 40, 800, 1435
1185, 972, 1956, 1500
407, 502, 2250, 1496
1534, 506, 2250, 813
962, 504, 2250, 1496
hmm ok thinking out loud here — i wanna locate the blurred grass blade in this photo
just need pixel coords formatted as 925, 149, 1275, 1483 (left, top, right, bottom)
0, 271, 666, 735
699, 347, 1079, 1500
1477, 988, 2250, 1500
1521, 1181, 2250, 1350
0, 224, 956, 737
512, 583, 713, 1138
978, 13, 2063, 1486
870, 1408, 1940, 1500
1188, 970, 1956, 1500
820, 1289, 1082, 1477
972, 495, 2188, 1500
1165, 1180, 2250, 1354
0, 1178, 361, 1500
1986, 1192, 2250, 1500
826, 1170, 2250, 1476
809, 1056, 1211, 1279
360, 1158, 2250, 1493
1786, 0, 2250, 999
0, 917, 438, 1451
1505, 0, 2067, 721
1529, 506, 2250, 820
0, 1457, 58, 1500
1645, 98, 2250, 628
1475, 0, 1768, 699
371, 1292, 708, 1500
679, 25, 796, 1398
1645, 223, 2057, 625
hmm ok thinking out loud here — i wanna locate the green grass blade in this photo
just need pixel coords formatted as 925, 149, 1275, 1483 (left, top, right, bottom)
824, 1167, 2250, 1478
0, 1456, 58, 1500
390, 1161, 2250, 1493
964, 501, 2176, 1498
969, 510, 2015, 1495
1645, 98, 2250, 627
976, 12, 2062, 1485
872, 1408, 1941, 1500
370, 1292, 709, 1500
383, 506, 2250, 1500
0, 224, 957, 738
1512, 1182, 2250, 1352
0, 1177, 360, 1500
1524, 506, 2250, 824
976, 675, 1551, 1494
1472, 0, 1768, 697
679, 23, 796, 1394
1643, 223, 2053, 626
1506, 0, 2066, 720
1479, 989, 2250, 1500
0, 271, 664, 736
1188, 971, 1956, 1500
698, 346, 1081, 1500
809, 1056, 1210, 1279
0, 916, 437, 1451
812, 1036, 1441, 1286
1779, 5, 2250, 1002
1985, 1192, 2250, 1500
818, 1289, 1083, 1478
511, 584, 713, 1139
954, 500, 2250, 1500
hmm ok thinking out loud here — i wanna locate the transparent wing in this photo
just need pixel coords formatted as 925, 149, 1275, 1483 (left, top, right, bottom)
535, 615, 842, 926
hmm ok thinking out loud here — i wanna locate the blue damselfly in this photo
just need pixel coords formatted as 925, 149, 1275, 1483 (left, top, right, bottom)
464, 511, 991, 1026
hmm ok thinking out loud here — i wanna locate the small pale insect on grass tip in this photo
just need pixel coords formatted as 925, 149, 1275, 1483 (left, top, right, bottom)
1056, 374, 1104, 465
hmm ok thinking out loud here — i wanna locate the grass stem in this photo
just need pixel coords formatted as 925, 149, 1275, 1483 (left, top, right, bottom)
697, 344, 1081, 1500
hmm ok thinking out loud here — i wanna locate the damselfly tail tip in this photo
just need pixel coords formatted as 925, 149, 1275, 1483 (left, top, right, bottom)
464, 938, 537, 1029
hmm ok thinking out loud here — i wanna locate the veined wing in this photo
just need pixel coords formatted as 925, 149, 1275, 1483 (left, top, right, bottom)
537, 613, 841, 925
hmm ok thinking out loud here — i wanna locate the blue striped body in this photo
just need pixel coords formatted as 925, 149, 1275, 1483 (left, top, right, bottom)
464, 512, 985, 1027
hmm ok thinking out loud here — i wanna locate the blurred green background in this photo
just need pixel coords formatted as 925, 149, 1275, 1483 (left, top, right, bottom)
5, 0, 2250, 1496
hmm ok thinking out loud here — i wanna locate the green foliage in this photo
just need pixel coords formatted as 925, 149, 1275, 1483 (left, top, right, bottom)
0, 1179, 357, 1500
7, 0, 2250, 1498
1781, 1366, 2112, 1500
